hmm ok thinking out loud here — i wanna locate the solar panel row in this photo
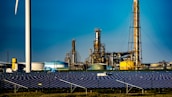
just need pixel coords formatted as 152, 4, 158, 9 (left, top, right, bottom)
0, 71, 172, 89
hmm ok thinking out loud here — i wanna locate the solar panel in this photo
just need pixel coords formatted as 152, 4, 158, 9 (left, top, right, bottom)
1, 71, 172, 89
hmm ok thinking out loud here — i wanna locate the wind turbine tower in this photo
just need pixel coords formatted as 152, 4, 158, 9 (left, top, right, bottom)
133, 0, 141, 70
15, 0, 31, 73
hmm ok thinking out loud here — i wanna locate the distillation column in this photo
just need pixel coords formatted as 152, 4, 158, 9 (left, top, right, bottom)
133, 0, 141, 70
93, 28, 102, 63
94, 28, 101, 53
71, 39, 76, 65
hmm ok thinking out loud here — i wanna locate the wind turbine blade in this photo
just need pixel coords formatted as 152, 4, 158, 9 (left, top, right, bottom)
15, 0, 19, 15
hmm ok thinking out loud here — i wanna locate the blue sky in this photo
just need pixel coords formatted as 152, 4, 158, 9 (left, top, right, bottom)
0, 0, 172, 63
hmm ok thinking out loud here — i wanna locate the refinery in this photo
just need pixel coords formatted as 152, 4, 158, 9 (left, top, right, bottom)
1, 0, 172, 96
0, 0, 171, 72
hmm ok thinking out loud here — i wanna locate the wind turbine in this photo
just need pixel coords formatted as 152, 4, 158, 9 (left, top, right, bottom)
15, 0, 31, 73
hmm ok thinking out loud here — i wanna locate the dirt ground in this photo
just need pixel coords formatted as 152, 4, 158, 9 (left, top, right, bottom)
1, 92, 172, 97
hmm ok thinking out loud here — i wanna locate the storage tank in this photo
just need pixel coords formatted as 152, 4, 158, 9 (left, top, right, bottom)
18, 62, 44, 71
150, 63, 160, 67
90, 63, 106, 70
120, 60, 135, 70
31, 62, 44, 71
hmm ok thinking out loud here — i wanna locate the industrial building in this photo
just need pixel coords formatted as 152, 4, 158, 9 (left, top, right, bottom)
1, 0, 168, 72
1, 0, 171, 71
44, 61, 69, 71
62, 0, 172, 71
62, 0, 142, 71
0, 58, 70, 73
65, 39, 85, 70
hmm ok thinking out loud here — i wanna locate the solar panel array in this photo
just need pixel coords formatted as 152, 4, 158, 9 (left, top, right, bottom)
1, 71, 172, 89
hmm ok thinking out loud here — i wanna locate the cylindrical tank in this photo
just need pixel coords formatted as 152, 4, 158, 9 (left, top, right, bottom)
31, 62, 44, 71
150, 63, 160, 67
18, 62, 44, 71
90, 64, 106, 70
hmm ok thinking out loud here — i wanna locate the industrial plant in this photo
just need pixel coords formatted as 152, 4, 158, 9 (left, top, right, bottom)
61, 0, 140, 71
0, 0, 172, 72
63, 0, 172, 71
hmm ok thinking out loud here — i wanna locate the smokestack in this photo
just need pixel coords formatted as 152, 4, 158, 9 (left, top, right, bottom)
133, 0, 141, 70
71, 39, 76, 65
94, 28, 101, 53
72, 39, 76, 54
25, 0, 31, 73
